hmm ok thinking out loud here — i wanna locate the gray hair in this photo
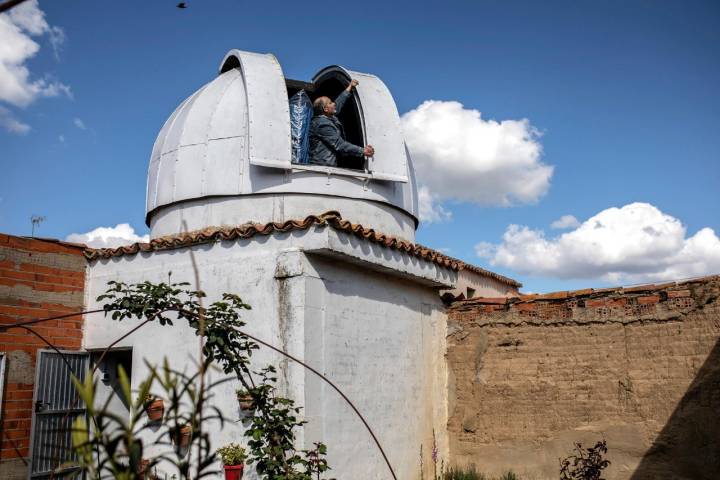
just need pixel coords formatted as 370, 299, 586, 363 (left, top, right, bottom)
313, 97, 330, 116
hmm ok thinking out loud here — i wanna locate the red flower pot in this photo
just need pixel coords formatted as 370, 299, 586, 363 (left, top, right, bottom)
137, 458, 150, 477
224, 464, 244, 480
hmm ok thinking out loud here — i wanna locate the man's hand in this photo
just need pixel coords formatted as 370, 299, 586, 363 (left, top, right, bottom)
346, 79, 359, 91
363, 145, 375, 157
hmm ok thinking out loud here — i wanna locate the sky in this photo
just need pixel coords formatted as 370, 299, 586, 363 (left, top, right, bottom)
1, 0, 719, 293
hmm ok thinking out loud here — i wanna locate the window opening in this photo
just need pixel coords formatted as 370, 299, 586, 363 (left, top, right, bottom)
295, 72, 366, 171
285, 78, 314, 98
466, 287, 476, 299
91, 349, 133, 413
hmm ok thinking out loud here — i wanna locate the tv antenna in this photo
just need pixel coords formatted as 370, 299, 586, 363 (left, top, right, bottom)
30, 215, 46, 237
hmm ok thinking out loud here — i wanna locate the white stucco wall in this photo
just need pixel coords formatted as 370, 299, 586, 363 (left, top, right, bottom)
299, 256, 448, 480
83, 227, 449, 479
149, 193, 417, 242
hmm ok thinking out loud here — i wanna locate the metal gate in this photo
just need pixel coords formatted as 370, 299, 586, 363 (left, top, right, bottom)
29, 350, 89, 478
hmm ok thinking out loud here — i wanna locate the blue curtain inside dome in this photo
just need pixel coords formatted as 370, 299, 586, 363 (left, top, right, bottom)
289, 90, 313, 164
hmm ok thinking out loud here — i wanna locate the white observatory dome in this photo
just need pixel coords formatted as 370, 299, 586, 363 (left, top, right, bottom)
146, 49, 419, 241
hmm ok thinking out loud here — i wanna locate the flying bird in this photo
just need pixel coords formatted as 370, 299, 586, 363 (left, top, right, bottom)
177, 2, 187, 8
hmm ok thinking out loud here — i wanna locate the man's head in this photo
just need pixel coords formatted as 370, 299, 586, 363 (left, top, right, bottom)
313, 96, 336, 117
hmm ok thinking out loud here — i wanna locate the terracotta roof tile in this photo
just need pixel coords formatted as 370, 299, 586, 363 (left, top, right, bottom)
83, 211, 522, 288
622, 284, 660, 293
420, 251, 522, 287
531, 291, 569, 301
449, 275, 720, 311
504, 275, 719, 306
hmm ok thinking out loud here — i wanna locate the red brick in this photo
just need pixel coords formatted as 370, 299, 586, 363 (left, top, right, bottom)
0, 277, 81, 293
6, 390, 33, 401
584, 298, 607, 307
0, 259, 15, 269
18, 262, 83, 277
54, 338, 81, 348
637, 295, 661, 305
2, 438, 29, 450
0, 269, 36, 282
3, 419, 31, 431
666, 289, 691, 298
3, 429, 29, 440
2, 410, 32, 421
0, 234, 85, 255
5, 383, 33, 391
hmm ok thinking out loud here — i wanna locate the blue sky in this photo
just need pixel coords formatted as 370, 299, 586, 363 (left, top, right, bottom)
1, 0, 719, 293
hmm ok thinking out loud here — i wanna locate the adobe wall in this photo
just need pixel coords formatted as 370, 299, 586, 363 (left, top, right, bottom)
0, 234, 86, 479
446, 276, 720, 480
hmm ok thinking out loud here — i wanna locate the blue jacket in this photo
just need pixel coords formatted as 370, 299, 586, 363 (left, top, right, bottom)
308, 91, 364, 166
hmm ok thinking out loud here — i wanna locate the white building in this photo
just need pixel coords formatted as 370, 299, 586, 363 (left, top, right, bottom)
81, 49, 519, 479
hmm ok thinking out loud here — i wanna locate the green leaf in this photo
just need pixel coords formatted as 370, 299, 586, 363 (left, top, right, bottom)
116, 364, 132, 406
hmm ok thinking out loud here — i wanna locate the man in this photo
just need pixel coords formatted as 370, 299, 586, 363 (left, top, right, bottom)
309, 79, 374, 167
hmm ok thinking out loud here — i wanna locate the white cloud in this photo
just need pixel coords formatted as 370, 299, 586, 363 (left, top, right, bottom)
418, 185, 452, 224
0, 0, 70, 107
58, 134, 64, 142
0, 104, 29, 133
550, 214, 580, 230
478, 202, 720, 283
66, 224, 149, 248
73, 117, 86, 130
474, 241, 495, 259
402, 100, 553, 213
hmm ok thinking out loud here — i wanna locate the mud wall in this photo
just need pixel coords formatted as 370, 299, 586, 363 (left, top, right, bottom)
446, 277, 720, 480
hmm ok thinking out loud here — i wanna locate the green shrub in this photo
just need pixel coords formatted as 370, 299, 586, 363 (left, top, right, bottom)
442, 467, 520, 480
443, 465, 485, 480
559, 440, 610, 480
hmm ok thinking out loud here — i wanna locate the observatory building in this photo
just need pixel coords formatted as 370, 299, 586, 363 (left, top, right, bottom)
80, 49, 520, 479
146, 49, 418, 241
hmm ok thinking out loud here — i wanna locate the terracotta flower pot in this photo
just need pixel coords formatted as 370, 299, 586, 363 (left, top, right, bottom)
145, 398, 164, 422
137, 458, 150, 477
236, 393, 254, 411
177, 424, 192, 449
224, 464, 244, 480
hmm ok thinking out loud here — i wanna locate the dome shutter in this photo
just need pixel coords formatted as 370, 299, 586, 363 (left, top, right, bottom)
221, 50, 292, 170
349, 70, 409, 183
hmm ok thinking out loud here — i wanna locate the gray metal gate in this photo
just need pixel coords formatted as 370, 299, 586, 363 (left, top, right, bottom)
29, 350, 89, 479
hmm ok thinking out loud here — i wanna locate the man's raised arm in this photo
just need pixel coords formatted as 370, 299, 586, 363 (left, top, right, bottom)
335, 79, 359, 114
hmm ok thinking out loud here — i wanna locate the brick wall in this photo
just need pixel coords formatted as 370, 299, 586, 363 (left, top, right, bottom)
446, 276, 720, 480
0, 234, 86, 479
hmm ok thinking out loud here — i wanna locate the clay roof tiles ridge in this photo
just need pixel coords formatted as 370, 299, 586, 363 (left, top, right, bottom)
83, 211, 521, 288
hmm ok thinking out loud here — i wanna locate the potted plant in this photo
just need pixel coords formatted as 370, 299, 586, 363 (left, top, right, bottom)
172, 423, 192, 449
235, 389, 254, 411
216, 443, 247, 480
143, 395, 164, 422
